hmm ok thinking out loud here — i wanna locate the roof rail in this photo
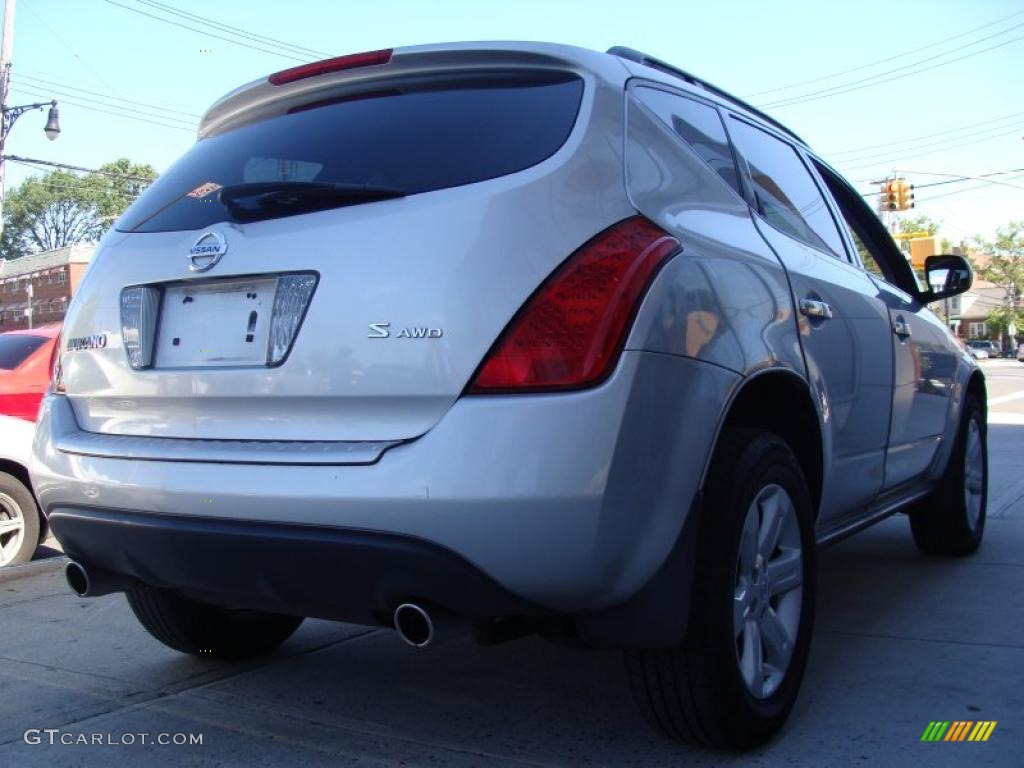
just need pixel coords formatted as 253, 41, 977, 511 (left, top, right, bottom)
606, 46, 806, 146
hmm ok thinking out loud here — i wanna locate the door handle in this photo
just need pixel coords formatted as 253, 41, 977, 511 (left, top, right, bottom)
799, 298, 833, 320
892, 316, 912, 338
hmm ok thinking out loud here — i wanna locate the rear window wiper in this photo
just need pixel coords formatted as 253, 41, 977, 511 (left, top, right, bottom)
219, 181, 407, 221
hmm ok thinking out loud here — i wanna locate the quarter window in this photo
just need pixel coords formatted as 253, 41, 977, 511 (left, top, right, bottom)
634, 87, 742, 197
728, 118, 846, 259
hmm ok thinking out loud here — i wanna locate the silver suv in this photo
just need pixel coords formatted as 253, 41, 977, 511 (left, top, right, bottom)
31, 43, 987, 750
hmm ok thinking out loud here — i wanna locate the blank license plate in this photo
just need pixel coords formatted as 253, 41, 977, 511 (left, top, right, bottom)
154, 278, 277, 368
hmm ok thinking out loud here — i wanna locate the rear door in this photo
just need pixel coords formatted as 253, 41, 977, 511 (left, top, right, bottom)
726, 116, 894, 525
816, 165, 957, 489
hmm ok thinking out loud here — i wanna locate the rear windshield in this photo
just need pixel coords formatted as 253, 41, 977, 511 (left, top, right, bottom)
116, 71, 584, 233
0, 334, 46, 370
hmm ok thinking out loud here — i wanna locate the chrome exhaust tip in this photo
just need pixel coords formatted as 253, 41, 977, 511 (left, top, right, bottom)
65, 560, 130, 598
394, 602, 461, 648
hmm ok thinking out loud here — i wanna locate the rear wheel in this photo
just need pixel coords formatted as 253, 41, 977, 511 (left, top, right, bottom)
910, 394, 987, 556
626, 430, 816, 750
0, 472, 40, 567
126, 583, 303, 659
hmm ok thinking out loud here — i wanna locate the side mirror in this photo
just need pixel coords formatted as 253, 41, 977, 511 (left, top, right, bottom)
923, 254, 972, 302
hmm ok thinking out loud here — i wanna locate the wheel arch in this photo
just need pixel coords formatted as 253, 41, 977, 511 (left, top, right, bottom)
0, 458, 47, 540
704, 368, 825, 519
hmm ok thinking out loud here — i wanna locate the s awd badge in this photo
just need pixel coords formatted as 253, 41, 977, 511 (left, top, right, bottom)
368, 322, 443, 339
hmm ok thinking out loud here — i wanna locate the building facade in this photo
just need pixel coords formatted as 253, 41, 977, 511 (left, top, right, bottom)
943, 279, 1008, 341
0, 245, 95, 330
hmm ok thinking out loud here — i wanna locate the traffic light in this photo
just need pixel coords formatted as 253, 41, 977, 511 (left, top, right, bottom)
897, 180, 915, 211
881, 179, 899, 211
878, 178, 916, 212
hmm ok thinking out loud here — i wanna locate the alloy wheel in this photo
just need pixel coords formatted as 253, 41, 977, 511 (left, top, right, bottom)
963, 417, 985, 530
0, 491, 26, 567
733, 483, 804, 699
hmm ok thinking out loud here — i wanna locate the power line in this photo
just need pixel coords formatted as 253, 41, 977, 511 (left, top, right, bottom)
10, 85, 195, 132
4, 161, 141, 199
825, 110, 1024, 157
834, 120, 1024, 168
917, 173, 1024, 203
15, 73, 201, 119
11, 78, 197, 127
15, 64, 200, 113
25, 2, 126, 101
748, 9, 1024, 97
859, 169, 1024, 200
135, 0, 329, 59
761, 31, 1024, 109
2, 155, 155, 183
897, 168, 1024, 184
102, 0, 307, 62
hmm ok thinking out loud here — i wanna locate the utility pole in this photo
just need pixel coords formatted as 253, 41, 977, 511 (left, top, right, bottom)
0, 0, 60, 241
0, 0, 17, 238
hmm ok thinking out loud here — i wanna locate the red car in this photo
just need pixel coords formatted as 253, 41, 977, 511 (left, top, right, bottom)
0, 323, 58, 566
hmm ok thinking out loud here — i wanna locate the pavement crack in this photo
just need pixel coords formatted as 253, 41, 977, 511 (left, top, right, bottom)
820, 627, 1024, 649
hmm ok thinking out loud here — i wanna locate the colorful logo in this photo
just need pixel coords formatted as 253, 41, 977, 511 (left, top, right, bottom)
921, 721, 997, 742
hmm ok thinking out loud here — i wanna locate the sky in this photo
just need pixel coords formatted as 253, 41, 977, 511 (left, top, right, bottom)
4, 0, 1024, 244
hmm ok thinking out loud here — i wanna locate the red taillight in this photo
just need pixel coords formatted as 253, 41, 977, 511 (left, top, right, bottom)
269, 49, 393, 86
469, 216, 680, 393
49, 335, 64, 394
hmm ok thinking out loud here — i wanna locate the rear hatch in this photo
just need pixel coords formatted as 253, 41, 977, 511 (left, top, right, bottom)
61, 46, 633, 441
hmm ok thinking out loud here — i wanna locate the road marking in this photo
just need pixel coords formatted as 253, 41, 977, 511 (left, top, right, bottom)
988, 411, 1024, 425
988, 389, 1024, 407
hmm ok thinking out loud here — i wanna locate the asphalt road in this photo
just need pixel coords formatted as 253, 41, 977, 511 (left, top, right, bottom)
2, 359, 1022, 766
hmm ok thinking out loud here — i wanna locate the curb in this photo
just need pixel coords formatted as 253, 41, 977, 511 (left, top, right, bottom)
0, 554, 68, 585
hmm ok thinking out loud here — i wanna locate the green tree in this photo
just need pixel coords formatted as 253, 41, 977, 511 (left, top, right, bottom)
1, 158, 156, 259
90, 159, 158, 219
895, 214, 954, 253
896, 214, 940, 236
972, 221, 1024, 349
985, 305, 1024, 344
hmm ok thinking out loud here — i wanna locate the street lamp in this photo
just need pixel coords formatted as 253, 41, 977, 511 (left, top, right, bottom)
43, 101, 59, 140
0, 98, 60, 244
2, 98, 60, 143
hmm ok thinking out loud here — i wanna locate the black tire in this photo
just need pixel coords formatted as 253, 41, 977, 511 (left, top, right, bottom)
126, 583, 303, 659
910, 394, 987, 557
0, 471, 41, 567
625, 429, 816, 751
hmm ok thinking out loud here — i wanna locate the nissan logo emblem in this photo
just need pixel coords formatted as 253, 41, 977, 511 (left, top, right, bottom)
188, 231, 228, 272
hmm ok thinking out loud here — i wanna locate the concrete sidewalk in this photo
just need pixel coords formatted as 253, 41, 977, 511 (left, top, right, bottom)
2, 418, 1021, 766
1, 519, 1020, 766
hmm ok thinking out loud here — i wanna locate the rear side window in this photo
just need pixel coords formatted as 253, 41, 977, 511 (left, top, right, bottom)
0, 334, 46, 370
727, 118, 846, 259
117, 71, 584, 233
633, 87, 742, 197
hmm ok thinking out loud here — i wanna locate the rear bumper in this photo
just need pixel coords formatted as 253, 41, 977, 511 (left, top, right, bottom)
32, 351, 737, 615
48, 507, 539, 624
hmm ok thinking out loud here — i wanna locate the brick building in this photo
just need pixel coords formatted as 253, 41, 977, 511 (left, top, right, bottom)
0, 244, 95, 330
